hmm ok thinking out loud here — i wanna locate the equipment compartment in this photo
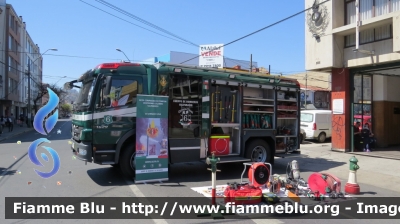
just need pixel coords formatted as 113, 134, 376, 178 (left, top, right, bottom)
242, 86, 275, 129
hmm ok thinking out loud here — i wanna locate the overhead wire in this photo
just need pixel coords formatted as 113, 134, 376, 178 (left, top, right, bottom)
0, 60, 63, 101
0, 60, 27, 99
95, 0, 199, 47
79, 0, 193, 46
178, 0, 331, 64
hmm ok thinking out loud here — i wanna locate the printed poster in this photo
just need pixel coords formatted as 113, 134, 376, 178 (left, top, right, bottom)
135, 94, 169, 183
199, 44, 224, 68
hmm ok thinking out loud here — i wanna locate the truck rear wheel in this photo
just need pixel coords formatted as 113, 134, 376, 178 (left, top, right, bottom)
119, 142, 136, 179
245, 139, 271, 163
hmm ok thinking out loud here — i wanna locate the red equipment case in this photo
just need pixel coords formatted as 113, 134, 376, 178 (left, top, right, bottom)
224, 183, 262, 205
209, 135, 230, 155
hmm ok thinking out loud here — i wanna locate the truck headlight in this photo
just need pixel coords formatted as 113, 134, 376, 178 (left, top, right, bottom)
79, 149, 87, 156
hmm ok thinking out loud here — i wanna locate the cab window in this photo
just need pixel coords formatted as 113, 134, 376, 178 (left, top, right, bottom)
98, 77, 143, 108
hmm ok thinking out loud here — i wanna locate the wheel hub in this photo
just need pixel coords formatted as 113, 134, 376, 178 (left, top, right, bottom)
252, 146, 267, 162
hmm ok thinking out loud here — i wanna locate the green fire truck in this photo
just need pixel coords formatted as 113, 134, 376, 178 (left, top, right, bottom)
66, 62, 301, 179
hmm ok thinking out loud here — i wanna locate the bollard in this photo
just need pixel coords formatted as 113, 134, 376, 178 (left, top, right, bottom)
344, 156, 360, 195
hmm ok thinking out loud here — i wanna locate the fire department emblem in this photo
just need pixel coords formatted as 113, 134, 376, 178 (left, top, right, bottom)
307, 0, 330, 37
178, 108, 193, 126
103, 115, 113, 125
146, 120, 159, 138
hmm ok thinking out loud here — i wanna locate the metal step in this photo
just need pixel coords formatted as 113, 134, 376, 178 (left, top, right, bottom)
201, 156, 251, 163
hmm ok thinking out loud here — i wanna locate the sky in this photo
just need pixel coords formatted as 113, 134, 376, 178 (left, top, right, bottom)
7, 0, 307, 86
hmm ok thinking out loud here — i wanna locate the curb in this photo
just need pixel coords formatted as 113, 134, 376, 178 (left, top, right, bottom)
0, 129, 35, 143
347, 152, 400, 161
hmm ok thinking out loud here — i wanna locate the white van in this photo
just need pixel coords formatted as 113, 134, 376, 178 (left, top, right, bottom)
300, 110, 332, 143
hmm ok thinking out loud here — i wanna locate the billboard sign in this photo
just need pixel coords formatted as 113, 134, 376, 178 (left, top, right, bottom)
199, 44, 224, 68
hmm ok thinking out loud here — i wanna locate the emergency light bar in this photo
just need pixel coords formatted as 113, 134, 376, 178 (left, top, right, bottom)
97, 63, 140, 69
173, 68, 182, 73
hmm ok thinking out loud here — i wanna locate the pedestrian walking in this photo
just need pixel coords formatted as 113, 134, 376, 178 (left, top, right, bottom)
0, 116, 4, 135
31, 112, 34, 127
0, 115, 5, 134
11, 113, 16, 125
19, 113, 24, 127
6, 116, 13, 132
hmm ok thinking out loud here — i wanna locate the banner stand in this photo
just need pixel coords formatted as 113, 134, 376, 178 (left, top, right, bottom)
135, 94, 169, 184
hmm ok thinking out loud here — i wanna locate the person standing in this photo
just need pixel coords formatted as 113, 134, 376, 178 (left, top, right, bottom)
361, 123, 374, 152
353, 122, 361, 151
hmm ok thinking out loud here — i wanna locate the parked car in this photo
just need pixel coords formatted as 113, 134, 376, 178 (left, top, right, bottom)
300, 110, 332, 143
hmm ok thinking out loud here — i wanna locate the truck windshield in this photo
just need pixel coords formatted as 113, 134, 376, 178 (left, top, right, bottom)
75, 78, 95, 108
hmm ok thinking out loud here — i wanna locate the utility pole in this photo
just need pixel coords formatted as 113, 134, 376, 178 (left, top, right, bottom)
250, 54, 252, 73
305, 73, 308, 109
27, 63, 31, 125
25, 48, 57, 126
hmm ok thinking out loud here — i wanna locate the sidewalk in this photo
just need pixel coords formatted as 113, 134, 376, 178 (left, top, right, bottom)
0, 124, 34, 143
302, 142, 400, 160
296, 143, 400, 193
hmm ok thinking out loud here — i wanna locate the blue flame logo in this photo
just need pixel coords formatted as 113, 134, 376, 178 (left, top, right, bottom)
28, 88, 60, 179
34, 88, 59, 135
28, 138, 60, 178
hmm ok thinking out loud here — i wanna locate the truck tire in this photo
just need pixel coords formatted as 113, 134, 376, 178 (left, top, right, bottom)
245, 139, 271, 163
317, 132, 326, 143
119, 142, 136, 179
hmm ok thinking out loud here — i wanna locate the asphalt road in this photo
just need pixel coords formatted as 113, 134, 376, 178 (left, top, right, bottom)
0, 120, 398, 224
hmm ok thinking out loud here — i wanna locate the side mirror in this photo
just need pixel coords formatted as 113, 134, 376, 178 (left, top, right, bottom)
103, 76, 112, 95
64, 82, 73, 90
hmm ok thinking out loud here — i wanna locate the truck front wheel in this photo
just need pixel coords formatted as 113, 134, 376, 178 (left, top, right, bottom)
119, 142, 136, 179
245, 139, 271, 163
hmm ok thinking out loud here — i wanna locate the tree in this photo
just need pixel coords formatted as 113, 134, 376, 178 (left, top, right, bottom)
33, 83, 66, 114
60, 103, 72, 117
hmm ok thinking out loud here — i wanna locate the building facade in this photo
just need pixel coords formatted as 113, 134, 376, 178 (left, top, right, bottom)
305, 0, 400, 151
286, 72, 331, 109
0, 1, 42, 117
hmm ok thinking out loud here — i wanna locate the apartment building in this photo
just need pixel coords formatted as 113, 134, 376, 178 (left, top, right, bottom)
305, 0, 400, 151
0, 1, 42, 117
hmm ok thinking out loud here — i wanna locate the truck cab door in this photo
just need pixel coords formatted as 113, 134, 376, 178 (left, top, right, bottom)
92, 76, 143, 163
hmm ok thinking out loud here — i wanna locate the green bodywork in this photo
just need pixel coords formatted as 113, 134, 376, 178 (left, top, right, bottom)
71, 62, 300, 164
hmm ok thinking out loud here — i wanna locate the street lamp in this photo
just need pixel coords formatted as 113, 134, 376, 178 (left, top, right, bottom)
116, 48, 131, 62
26, 48, 57, 126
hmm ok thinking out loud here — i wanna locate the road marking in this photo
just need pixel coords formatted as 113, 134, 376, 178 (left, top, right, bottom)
125, 179, 168, 224
252, 219, 284, 224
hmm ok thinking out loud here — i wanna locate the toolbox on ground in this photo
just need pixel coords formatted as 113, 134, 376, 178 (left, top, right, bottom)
224, 182, 263, 205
